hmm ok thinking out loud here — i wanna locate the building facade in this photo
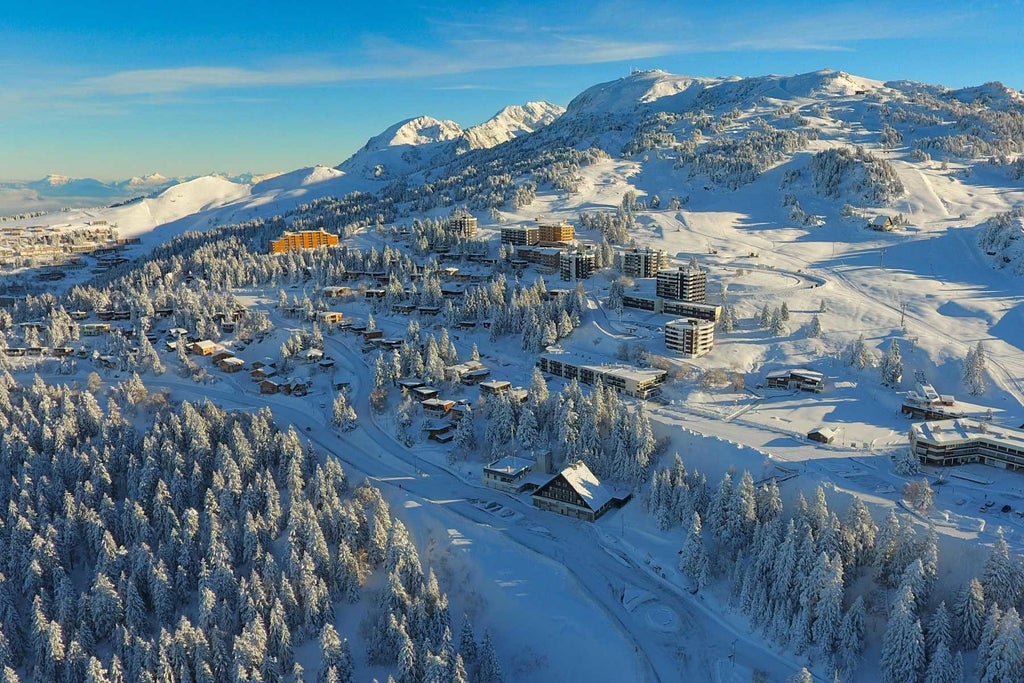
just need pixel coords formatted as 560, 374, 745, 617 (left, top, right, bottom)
560, 248, 596, 281
531, 461, 617, 522
449, 213, 478, 238
656, 266, 707, 302
501, 225, 540, 246
538, 221, 574, 244
516, 245, 562, 269
910, 419, 1024, 470
665, 318, 715, 357
270, 229, 340, 254
537, 353, 666, 399
622, 247, 668, 278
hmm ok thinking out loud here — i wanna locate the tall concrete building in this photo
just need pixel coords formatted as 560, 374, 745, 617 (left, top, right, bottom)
501, 225, 540, 246
449, 213, 478, 238
665, 318, 715, 358
270, 229, 339, 254
538, 221, 574, 245
656, 265, 707, 302
622, 247, 668, 278
560, 248, 595, 281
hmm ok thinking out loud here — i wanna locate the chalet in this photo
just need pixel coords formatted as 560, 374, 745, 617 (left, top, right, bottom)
393, 303, 417, 314
250, 367, 277, 382
483, 456, 533, 493
51, 347, 73, 357
362, 330, 384, 342
450, 403, 472, 421
97, 355, 119, 369
531, 461, 627, 522
380, 338, 403, 349
218, 357, 246, 373
69, 310, 89, 320
397, 378, 426, 392
411, 386, 440, 401
423, 420, 455, 442
479, 380, 512, 396
322, 286, 351, 298
302, 348, 325, 363
259, 380, 281, 395
167, 327, 189, 338
220, 320, 236, 334
319, 311, 344, 325
417, 305, 442, 316
509, 388, 529, 403
807, 427, 837, 444
3, 348, 25, 357
318, 359, 336, 371
154, 307, 174, 318
421, 398, 455, 419
764, 368, 825, 393
460, 368, 491, 385
456, 320, 477, 330
191, 340, 217, 356
210, 351, 234, 365
869, 215, 895, 232
440, 286, 465, 299
81, 323, 111, 336
251, 358, 276, 371
445, 360, 487, 383
364, 288, 386, 299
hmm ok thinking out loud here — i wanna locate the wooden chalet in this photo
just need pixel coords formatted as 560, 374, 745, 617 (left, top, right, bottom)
531, 461, 628, 522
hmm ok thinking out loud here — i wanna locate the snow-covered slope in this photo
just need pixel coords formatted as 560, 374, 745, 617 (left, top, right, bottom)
462, 102, 564, 150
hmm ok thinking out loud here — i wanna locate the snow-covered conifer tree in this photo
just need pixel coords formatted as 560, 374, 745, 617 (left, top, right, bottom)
806, 314, 822, 338
679, 512, 710, 589
880, 338, 904, 387
880, 585, 925, 683
954, 578, 987, 649
982, 528, 1022, 610
962, 341, 988, 396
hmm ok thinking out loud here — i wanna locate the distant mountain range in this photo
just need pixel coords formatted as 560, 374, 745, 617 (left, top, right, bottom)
0, 171, 272, 215
7, 68, 1024, 269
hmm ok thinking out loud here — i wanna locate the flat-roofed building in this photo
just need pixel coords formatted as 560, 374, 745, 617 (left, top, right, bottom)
910, 419, 1024, 470
662, 300, 721, 322
483, 456, 534, 493
765, 368, 825, 393
449, 213, 478, 238
501, 225, 540, 246
537, 353, 666, 399
622, 247, 668, 278
538, 221, 574, 244
270, 229, 339, 254
560, 248, 596, 281
665, 318, 715, 358
516, 245, 562, 269
656, 265, 707, 302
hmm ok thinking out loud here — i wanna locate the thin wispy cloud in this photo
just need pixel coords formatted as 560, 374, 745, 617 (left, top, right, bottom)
15, 2, 986, 105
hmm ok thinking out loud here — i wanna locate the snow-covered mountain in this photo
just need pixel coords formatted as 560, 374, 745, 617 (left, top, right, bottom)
336, 102, 564, 180
461, 101, 565, 150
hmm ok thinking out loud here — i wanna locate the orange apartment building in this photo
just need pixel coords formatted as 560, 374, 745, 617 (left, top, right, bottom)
538, 221, 574, 245
270, 229, 340, 254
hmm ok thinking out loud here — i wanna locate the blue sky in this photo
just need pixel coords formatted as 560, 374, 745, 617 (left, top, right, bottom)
1, 0, 1021, 180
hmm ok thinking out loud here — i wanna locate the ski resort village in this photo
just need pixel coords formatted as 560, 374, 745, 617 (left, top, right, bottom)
6, 68, 1024, 683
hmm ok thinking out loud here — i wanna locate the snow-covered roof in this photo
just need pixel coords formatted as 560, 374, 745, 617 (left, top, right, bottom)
557, 461, 613, 512
871, 215, 892, 226
220, 357, 244, 366
912, 419, 1024, 448
484, 456, 532, 477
